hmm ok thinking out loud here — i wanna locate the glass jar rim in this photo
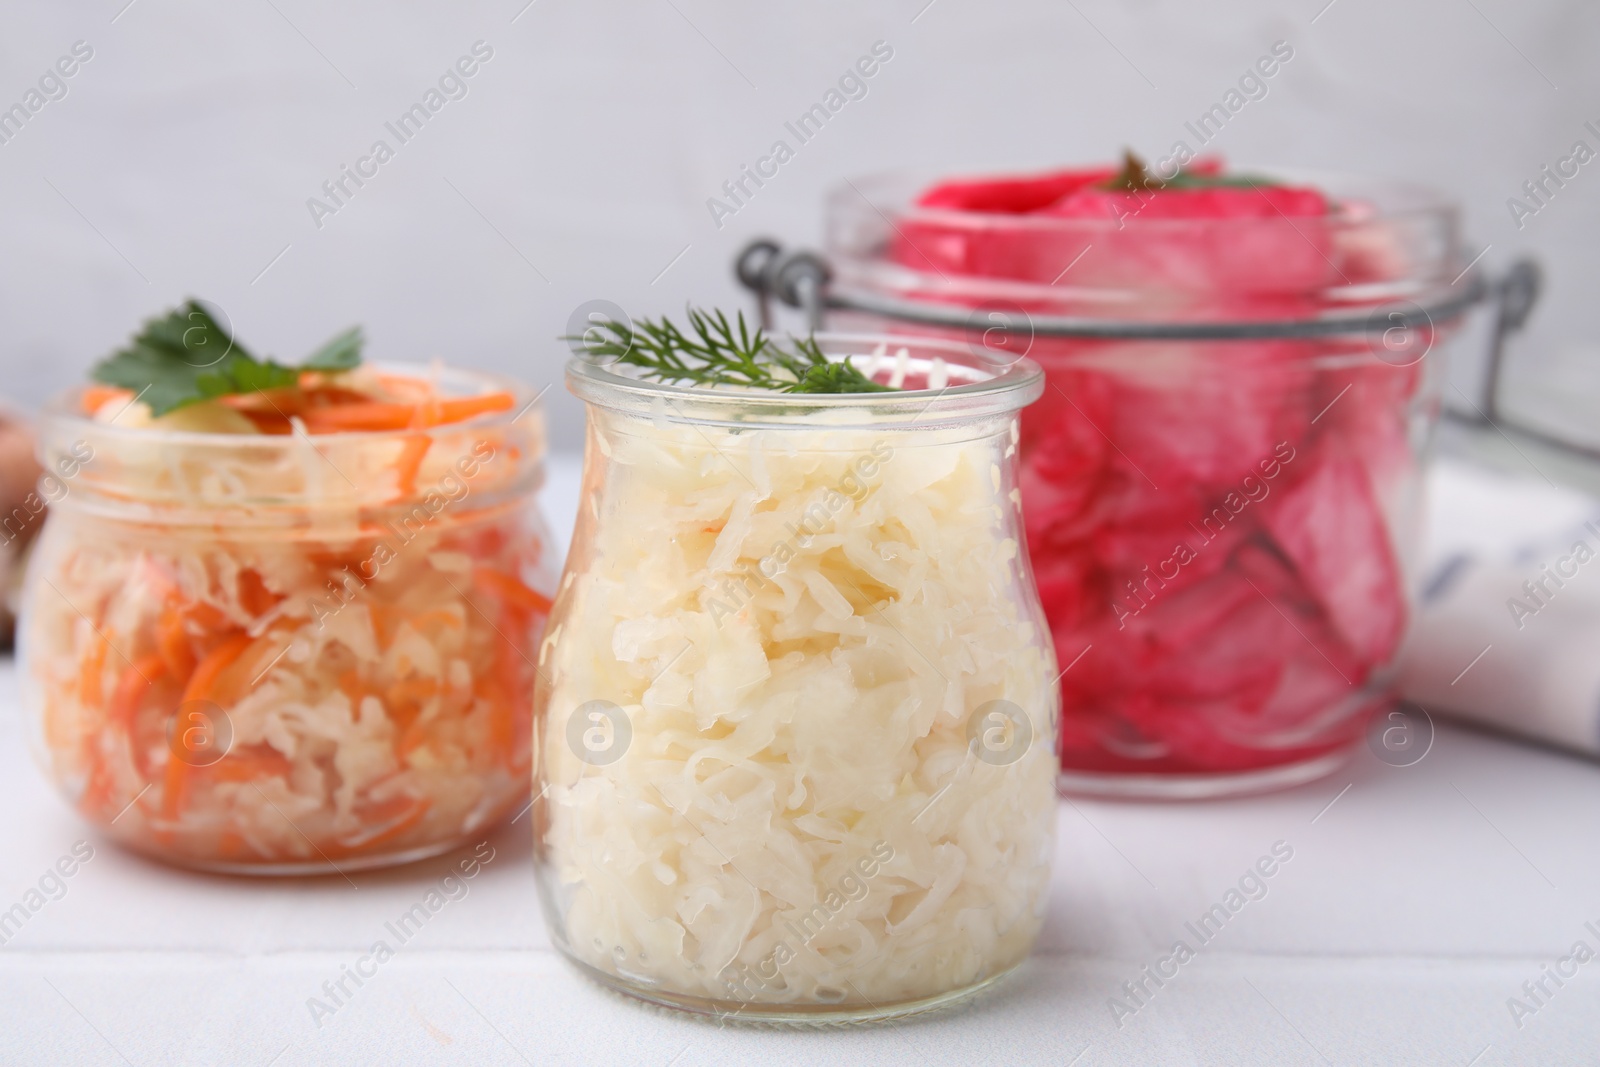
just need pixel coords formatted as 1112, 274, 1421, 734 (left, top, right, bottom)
826, 167, 1466, 312
43, 361, 537, 446
836, 166, 1461, 233
565, 332, 1044, 428
38, 361, 544, 518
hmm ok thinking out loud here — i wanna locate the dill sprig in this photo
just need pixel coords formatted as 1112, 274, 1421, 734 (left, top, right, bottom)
570, 308, 893, 394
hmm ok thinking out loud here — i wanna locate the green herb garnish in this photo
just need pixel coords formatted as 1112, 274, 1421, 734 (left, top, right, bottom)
1102, 149, 1273, 192
92, 300, 363, 416
571, 308, 893, 394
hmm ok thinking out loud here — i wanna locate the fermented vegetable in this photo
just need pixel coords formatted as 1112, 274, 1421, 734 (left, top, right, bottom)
534, 337, 1055, 1018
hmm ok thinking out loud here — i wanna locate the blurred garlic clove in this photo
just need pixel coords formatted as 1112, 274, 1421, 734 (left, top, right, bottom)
0, 407, 41, 648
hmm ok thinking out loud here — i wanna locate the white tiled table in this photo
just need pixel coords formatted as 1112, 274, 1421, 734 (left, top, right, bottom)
3, 456, 1599, 1067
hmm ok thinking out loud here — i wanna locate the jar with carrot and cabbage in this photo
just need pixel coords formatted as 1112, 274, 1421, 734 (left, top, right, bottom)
20, 303, 554, 872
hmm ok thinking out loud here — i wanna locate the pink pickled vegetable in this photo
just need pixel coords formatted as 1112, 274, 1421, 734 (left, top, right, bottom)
894, 155, 1422, 778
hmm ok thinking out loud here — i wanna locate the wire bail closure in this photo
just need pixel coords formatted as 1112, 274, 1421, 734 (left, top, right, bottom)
733, 240, 1585, 461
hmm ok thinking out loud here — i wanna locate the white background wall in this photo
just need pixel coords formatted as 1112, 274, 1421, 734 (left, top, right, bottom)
0, 0, 1594, 448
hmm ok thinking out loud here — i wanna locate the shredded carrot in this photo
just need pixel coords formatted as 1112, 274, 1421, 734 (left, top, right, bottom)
369, 605, 399, 651
484, 604, 530, 771
301, 401, 418, 433
108, 655, 166, 730
440, 393, 514, 422
410, 609, 464, 631
385, 677, 439, 736
388, 678, 440, 705
300, 391, 515, 434
410, 395, 444, 430
212, 634, 292, 708
394, 435, 432, 496
78, 631, 110, 709
181, 632, 255, 705
398, 718, 432, 759
158, 602, 197, 681
162, 633, 255, 820
387, 681, 438, 713
184, 601, 232, 632
217, 829, 247, 858
238, 568, 281, 617
158, 753, 189, 823
80, 385, 132, 415
473, 567, 552, 616
403, 716, 441, 758
488, 676, 518, 770
233, 409, 295, 435
337, 668, 364, 710
305, 544, 378, 575
202, 746, 292, 783
456, 524, 510, 558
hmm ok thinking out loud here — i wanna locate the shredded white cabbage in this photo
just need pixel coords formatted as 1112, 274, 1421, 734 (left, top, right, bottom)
537, 411, 1057, 1009
23, 392, 550, 870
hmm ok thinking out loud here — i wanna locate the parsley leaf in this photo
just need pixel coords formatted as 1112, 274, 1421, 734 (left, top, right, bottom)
303, 326, 363, 371
92, 301, 363, 416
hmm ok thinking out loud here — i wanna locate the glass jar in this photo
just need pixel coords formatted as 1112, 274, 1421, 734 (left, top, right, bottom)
20, 365, 553, 873
819, 170, 1465, 798
532, 335, 1057, 1023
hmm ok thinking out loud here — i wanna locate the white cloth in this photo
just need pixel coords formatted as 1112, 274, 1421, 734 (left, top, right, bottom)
1401, 458, 1600, 756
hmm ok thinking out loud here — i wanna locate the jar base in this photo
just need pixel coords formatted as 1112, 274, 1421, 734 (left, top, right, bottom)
109, 834, 475, 877
559, 951, 1020, 1027
1057, 748, 1351, 800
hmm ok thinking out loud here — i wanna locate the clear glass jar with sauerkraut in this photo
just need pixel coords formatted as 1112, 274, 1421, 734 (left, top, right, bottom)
532, 331, 1056, 1023
21, 363, 553, 873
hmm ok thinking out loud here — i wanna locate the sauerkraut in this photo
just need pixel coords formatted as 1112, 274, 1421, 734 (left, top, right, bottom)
534, 395, 1057, 1014
22, 369, 551, 872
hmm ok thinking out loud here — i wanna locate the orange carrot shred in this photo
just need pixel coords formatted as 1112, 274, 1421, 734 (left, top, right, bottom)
394, 435, 432, 496
369, 605, 398, 651
184, 601, 232, 632
157, 603, 196, 681
79, 631, 110, 709
202, 746, 292, 783
238, 568, 281, 617
108, 655, 166, 731
301, 401, 414, 433
177, 631, 254, 714
80, 385, 131, 415
299, 391, 516, 434
473, 567, 552, 616
162, 632, 255, 820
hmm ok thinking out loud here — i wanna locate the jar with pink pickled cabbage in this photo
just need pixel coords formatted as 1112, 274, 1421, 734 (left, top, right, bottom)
772, 160, 1487, 797
20, 365, 553, 872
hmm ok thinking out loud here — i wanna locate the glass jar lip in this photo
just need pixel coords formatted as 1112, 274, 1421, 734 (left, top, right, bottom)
38, 361, 545, 519
835, 166, 1461, 233
565, 332, 1044, 427
42, 361, 539, 447
827, 167, 1465, 311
